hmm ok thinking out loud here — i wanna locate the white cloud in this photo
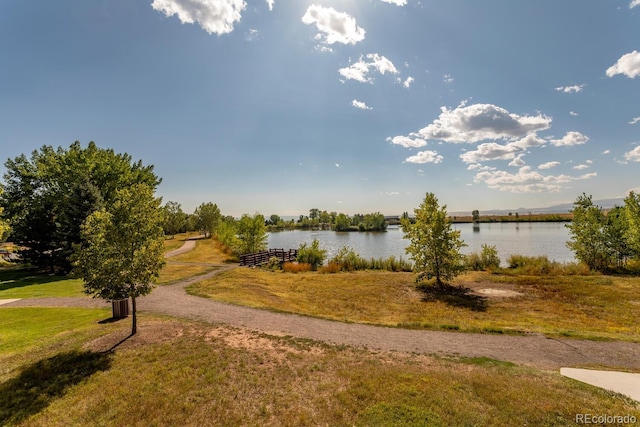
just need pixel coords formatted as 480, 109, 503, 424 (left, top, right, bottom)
511, 133, 546, 148
570, 111, 579, 116
386, 135, 427, 148
624, 146, 640, 162
474, 166, 596, 193
335, 163, 341, 168
380, 0, 407, 5
385, 191, 401, 196
403, 76, 414, 88
630, 117, 640, 125
410, 103, 552, 144
151, 0, 246, 35
266, 0, 274, 11
538, 161, 561, 170
602, 150, 611, 155
459, 142, 519, 164
508, 154, 526, 167
606, 51, 640, 79
549, 131, 589, 147
338, 53, 399, 83
443, 74, 454, 84
631, 0, 640, 8
555, 84, 585, 93
405, 151, 443, 164
352, 99, 372, 110
302, 5, 365, 46
573, 164, 590, 170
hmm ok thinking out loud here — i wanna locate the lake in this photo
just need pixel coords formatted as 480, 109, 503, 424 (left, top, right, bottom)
267, 222, 575, 265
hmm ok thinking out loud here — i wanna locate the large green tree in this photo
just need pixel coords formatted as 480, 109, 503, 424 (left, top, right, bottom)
236, 213, 268, 254
0, 141, 159, 273
0, 186, 10, 241
401, 193, 466, 287
624, 191, 640, 258
565, 194, 610, 271
194, 202, 221, 238
74, 184, 165, 335
161, 201, 186, 238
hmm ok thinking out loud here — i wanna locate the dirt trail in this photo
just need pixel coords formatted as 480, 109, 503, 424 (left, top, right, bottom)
4, 240, 640, 370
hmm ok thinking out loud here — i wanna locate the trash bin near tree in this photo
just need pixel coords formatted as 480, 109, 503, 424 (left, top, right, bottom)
112, 299, 129, 318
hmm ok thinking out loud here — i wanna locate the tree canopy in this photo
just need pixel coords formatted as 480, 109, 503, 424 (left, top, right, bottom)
401, 193, 466, 287
194, 202, 221, 238
74, 183, 165, 335
0, 141, 159, 273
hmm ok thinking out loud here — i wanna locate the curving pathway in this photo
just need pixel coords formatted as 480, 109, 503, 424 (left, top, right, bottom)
4, 241, 640, 370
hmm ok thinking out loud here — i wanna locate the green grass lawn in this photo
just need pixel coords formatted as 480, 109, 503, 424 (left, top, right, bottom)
188, 268, 640, 342
0, 269, 84, 299
1, 308, 637, 427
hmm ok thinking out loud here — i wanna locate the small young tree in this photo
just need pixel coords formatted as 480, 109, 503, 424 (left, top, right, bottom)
296, 239, 326, 270
74, 184, 165, 335
566, 194, 609, 271
401, 193, 466, 287
624, 191, 640, 260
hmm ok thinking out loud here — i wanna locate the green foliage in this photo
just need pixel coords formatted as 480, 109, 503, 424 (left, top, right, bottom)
73, 183, 165, 334
624, 191, 640, 258
216, 219, 241, 254
471, 209, 480, 223
161, 201, 186, 238
328, 246, 412, 272
506, 254, 560, 275
296, 239, 326, 270
236, 213, 268, 254
263, 256, 282, 271
194, 202, 221, 238
465, 244, 501, 271
401, 193, 466, 286
0, 141, 159, 273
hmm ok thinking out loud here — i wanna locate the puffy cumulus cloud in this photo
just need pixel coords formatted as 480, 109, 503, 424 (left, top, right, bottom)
266, 0, 274, 11
631, 0, 640, 8
474, 166, 596, 193
459, 142, 519, 164
405, 151, 443, 164
549, 131, 589, 147
302, 5, 365, 46
573, 164, 590, 170
402, 76, 414, 88
380, 0, 407, 5
625, 146, 640, 162
412, 103, 552, 144
555, 84, 585, 93
630, 117, 640, 125
570, 111, 579, 116
511, 133, 546, 148
606, 51, 640, 79
338, 53, 399, 83
151, 0, 246, 35
538, 161, 561, 170
352, 99, 372, 110
443, 74, 454, 84
508, 154, 526, 167
386, 135, 427, 148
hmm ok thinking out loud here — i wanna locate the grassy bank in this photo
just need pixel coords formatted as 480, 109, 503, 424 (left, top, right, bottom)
1, 309, 637, 426
188, 268, 640, 341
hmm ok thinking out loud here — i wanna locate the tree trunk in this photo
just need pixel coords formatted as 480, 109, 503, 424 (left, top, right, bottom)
131, 295, 137, 335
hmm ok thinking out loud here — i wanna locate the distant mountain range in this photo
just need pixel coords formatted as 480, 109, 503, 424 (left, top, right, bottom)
451, 198, 626, 217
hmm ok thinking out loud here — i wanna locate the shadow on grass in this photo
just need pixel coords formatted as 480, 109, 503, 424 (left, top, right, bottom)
0, 268, 68, 292
0, 350, 112, 426
417, 283, 488, 312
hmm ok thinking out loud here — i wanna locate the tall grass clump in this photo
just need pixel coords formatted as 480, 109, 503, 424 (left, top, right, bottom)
328, 246, 413, 272
465, 244, 501, 271
282, 262, 312, 273
506, 254, 561, 275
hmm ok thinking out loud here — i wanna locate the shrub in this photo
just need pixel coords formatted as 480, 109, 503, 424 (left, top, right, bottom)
263, 256, 282, 271
282, 262, 312, 273
329, 246, 367, 271
319, 262, 342, 274
296, 239, 326, 270
465, 244, 500, 271
506, 254, 560, 275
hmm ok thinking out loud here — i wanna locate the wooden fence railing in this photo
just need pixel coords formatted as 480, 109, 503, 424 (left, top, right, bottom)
239, 249, 298, 267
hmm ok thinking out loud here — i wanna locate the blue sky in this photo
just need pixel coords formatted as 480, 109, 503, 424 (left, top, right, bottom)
1, 0, 639, 216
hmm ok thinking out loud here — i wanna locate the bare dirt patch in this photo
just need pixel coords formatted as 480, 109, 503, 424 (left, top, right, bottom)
473, 288, 524, 298
83, 320, 185, 352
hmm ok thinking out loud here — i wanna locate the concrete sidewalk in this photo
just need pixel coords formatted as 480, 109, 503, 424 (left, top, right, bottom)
0, 298, 21, 306
561, 368, 640, 402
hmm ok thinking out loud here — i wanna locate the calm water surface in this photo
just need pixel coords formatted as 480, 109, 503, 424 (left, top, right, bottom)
267, 222, 575, 264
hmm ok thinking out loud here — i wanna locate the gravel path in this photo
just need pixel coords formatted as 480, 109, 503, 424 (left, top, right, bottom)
4, 241, 640, 370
